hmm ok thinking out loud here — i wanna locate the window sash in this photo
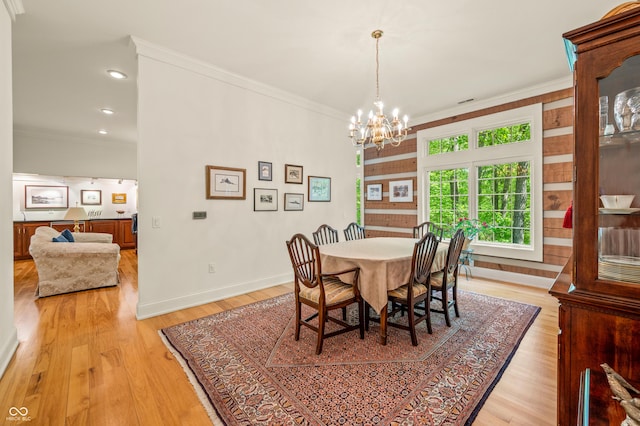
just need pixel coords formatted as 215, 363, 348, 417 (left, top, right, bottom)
417, 104, 543, 262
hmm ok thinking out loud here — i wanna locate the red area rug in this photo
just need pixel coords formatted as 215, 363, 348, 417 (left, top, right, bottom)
161, 291, 539, 425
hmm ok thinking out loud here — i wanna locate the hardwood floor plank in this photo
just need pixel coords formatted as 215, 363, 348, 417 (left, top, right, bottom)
1, 250, 557, 425
66, 344, 90, 424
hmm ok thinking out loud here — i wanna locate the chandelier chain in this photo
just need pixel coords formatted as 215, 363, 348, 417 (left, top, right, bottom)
375, 35, 380, 101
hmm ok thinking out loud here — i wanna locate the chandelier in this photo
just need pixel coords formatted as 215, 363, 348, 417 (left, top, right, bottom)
349, 30, 409, 150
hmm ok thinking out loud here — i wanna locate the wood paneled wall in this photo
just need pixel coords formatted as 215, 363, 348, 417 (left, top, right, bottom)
363, 88, 574, 279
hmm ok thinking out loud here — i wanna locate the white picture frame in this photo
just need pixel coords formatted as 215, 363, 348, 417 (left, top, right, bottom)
389, 179, 413, 203
367, 183, 383, 201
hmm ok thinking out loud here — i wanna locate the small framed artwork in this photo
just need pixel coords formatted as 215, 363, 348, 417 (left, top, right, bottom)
258, 161, 272, 181
285, 164, 303, 184
389, 179, 413, 202
284, 193, 304, 211
112, 193, 127, 204
308, 176, 331, 202
81, 189, 102, 205
206, 165, 246, 200
25, 185, 69, 209
367, 183, 383, 201
254, 188, 278, 211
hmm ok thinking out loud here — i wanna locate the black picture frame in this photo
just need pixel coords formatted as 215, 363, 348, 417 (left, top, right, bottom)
254, 188, 278, 211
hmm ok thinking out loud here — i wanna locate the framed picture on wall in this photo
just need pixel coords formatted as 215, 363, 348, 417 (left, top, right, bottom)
285, 164, 303, 184
254, 188, 278, 211
25, 185, 69, 209
367, 183, 383, 201
284, 193, 304, 211
81, 189, 102, 205
206, 165, 247, 200
258, 161, 272, 181
389, 179, 413, 202
308, 176, 331, 202
112, 193, 127, 204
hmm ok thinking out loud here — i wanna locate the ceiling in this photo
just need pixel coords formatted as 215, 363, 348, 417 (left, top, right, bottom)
11, 0, 624, 145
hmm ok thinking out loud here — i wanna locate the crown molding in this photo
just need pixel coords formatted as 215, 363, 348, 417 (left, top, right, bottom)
3, 0, 24, 21
129, 36, 346, 122
411, 75, 574, 126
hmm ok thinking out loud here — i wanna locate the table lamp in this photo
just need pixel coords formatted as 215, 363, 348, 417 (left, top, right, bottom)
64, 205, 88, 232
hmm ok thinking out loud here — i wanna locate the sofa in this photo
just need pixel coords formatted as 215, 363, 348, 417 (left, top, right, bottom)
29, 226, 121, 297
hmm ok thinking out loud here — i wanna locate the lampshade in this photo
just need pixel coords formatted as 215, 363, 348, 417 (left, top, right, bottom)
64, 207, 88, 221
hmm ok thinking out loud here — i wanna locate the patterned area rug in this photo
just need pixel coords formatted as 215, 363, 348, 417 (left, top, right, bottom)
161, 291, 540, 425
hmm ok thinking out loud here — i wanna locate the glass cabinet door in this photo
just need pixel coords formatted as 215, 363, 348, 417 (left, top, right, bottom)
598, 55, 640, 285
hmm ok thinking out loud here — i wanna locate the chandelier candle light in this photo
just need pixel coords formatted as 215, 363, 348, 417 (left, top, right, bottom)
349, 30, 409, 151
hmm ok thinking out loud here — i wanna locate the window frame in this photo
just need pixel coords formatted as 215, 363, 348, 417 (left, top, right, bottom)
417, 104, 543, 261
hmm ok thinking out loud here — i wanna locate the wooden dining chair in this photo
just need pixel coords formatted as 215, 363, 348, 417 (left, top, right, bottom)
344, 222, 366, 241
413, 221, 444, 241
285, 233, 364, 354
312, 224, 339, 246
385, 232, 440, 346
429, 228, 466, 327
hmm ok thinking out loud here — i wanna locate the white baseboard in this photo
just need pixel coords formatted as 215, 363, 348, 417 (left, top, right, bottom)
0, 326, 18, 379
136, 273, 293, 320
470, 266, 555, 290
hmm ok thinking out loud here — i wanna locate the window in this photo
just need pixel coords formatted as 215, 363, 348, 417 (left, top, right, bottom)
417, 104, 543, 261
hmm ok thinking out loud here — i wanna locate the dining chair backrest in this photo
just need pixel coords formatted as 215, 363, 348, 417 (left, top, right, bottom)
312, 224, 339, 246
411, 232, 440, 287
413, 221, 444, 241
286, 233, 321, 289
445, 228, 466, 275
344, 222, 366, 241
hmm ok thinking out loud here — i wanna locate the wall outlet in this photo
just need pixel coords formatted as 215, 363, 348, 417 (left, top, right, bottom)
208, 263, 216, 273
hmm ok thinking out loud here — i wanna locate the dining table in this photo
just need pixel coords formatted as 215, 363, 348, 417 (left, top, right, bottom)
318, 237, 449, 345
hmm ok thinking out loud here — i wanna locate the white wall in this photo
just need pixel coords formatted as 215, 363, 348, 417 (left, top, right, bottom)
134, 39, 357, 318
14, 128, 136, 180
1, 2, 19, 379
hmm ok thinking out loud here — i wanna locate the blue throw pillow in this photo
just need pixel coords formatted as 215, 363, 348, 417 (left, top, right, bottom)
61, 229, 75, 242
52, 234, 69, 243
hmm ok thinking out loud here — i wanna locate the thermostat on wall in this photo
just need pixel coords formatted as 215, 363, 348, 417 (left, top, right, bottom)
192, 211, 207, 220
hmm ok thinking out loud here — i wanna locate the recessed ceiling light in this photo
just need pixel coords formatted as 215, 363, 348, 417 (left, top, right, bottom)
98, 129, 108, 135
101, 108, 114, 115
107, 69, 127, 80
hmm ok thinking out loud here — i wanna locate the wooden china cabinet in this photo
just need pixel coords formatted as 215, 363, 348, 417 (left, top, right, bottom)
549, 4, 640, 426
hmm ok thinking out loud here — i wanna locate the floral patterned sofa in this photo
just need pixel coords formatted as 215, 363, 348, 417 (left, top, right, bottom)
29, 226, 121, 297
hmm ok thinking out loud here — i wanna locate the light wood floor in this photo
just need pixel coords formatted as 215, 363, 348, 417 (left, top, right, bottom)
1, 250, 558, 425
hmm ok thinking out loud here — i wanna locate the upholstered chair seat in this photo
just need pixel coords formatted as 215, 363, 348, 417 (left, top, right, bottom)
387, 283, 428, 299
298, 277, 357, 305
429, 271, 455, 290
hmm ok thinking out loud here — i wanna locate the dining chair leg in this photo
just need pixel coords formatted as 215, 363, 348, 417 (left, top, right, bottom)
443, 289, 451, 327
364, 303, 369, 331
424, 297, 433, 334
453, 285, 460, 318
407, 304, 418, 346
342, 307, 347, 321
358, 300, 365, 339
316, 308, 326, 355
295, 300, 301, 340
